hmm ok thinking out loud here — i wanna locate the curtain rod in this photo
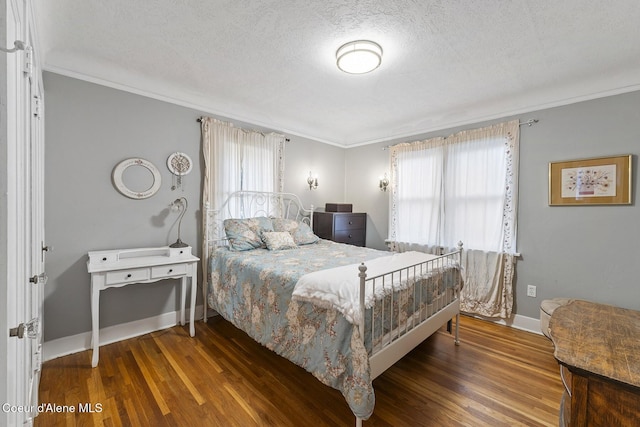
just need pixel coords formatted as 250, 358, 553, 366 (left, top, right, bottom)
381, 118, 539, 150
196, 117, 289, 141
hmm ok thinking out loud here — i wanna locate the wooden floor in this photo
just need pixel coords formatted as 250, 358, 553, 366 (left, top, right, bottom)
36, 315, 563, 427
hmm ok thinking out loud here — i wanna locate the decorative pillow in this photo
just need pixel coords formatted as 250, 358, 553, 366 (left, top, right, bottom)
292, 221, 320, 245
271, 218, 319, 245
223, 217, 274, 251
262, 231, 298, 251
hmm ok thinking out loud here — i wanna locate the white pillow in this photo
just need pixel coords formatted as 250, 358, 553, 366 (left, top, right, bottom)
271, 218, 319, 245
262, 231, 298, 251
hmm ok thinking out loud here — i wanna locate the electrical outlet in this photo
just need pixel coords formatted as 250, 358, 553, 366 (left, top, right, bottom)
527, 285, 537, 298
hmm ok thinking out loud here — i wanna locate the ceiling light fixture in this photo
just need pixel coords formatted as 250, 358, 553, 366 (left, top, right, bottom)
336, 40, 382, 74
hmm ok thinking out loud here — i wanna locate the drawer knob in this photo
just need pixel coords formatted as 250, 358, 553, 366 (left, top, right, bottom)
349, 221, 353, 224
102, 257, 107, 261
349, 234, 353, 238
126, 273, 132, 278
168, 269, 173, 273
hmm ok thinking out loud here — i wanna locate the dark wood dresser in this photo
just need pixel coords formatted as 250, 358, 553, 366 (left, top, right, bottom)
312, 212, 366, 247
548, 300, 640, 426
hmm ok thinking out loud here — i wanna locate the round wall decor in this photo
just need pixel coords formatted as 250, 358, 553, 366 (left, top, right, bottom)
112, 157, 162, 199
167, 152, 193, 190
167, 152, 193, 176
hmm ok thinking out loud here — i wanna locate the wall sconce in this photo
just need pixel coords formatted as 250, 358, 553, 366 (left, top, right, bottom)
169, 197, 189, 248
307, 171, 318, 190
379, 173, 389, 191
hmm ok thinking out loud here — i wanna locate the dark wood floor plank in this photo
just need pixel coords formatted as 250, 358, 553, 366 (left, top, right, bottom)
35, 315, 563, 426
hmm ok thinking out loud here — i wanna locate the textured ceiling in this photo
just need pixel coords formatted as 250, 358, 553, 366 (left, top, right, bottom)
34, 0, 640, 146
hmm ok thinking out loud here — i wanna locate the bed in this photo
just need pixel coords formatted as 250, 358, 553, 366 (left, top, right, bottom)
203, 191, 463, 425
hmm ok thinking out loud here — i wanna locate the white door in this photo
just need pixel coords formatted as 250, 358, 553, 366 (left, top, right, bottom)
1, 0, 46, 425
26, 2, 46, 420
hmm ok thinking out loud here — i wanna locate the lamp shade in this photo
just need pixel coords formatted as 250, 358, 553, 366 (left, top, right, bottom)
336, 40, 382, 74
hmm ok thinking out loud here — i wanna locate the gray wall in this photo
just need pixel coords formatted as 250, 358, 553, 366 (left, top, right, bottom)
284, 135, 346, 211
346, 90, 640, 318
44, 71, 639, 342
43, 72, 345, 341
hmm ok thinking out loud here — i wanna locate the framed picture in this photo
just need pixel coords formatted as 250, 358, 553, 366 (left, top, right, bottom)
548, 155, 632, 206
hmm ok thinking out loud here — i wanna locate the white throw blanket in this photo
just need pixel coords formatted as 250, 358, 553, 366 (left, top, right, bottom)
292, 251, 441, 326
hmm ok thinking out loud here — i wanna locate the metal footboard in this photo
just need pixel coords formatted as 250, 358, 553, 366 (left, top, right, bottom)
355, 243, 462, 426
358, 242, 463, 378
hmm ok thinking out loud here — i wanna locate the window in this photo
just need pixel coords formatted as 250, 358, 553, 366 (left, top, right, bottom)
201, 117, 285, 233
390, 121, 519, 254
389, 120, 520, 318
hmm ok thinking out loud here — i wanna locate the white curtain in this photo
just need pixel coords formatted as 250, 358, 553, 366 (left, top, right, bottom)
390, 138, 446, 246
389, 120, 519, 318
201, 118, 285, 218
201, 117, 285, 274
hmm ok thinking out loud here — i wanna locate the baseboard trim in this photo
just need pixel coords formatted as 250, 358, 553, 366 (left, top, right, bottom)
465, 313, 542, 335
42, 305, 210, 362
43, 307, 539, 362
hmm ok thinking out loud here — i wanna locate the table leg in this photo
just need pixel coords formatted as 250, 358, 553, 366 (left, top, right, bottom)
180, 277, 186, 326
190, 268, 197, 337
91, 280, 100, 367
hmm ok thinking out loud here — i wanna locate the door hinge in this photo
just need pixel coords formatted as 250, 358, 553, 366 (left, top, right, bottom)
23, 45, 33, 76
42, 241, 52, 262
33, 349, 42, 373
9, 318, 39, 339
32, 95, 41, 118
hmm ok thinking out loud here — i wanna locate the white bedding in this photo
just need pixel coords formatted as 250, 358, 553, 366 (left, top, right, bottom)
292, 251, 440, 325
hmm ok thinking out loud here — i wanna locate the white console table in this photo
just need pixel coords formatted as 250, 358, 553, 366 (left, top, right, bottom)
87, 246, 199, 367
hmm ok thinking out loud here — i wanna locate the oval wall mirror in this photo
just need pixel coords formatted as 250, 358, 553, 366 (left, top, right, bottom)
112, 158, 162, 199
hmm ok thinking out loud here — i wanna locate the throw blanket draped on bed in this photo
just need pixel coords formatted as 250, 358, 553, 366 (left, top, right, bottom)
293, 251, 442, 325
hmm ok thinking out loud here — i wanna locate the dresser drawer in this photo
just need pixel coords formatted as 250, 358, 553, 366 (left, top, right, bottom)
151, 263, 187, 279
334, 214, 366, 231
334, 229, 365, 246
312, 211, 367, 247
105, 268, 150, 285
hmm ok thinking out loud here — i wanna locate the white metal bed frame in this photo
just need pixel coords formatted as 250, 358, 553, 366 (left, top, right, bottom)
202, 191, 315, 321
203, 191, 462, 426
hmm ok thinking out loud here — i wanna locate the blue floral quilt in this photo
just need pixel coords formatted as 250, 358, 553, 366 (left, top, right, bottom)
207, 239, 460, 419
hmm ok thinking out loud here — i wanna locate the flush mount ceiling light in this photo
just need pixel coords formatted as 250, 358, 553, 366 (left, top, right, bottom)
336, 40, 383, 74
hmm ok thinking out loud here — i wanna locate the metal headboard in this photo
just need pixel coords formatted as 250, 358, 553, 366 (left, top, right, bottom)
202, 191, 314, 321
205, 191, 314, 244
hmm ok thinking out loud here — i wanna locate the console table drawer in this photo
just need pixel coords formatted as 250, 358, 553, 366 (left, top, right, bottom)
105, 268, 150, 285
151, 263, 187, 279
